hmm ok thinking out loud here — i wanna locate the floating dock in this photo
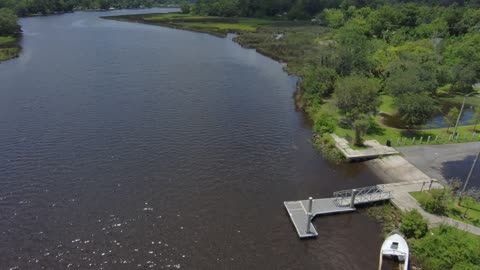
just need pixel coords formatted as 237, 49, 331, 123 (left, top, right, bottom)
284, 185, 391, 238
284, 198, 355, 238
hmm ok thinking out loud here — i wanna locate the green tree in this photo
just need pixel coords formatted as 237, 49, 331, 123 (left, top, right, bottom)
303, 65, 338, 98
395, 93, 437, 129
217, 0, 239, 17
445, 107, 460, 134
401, 209, 428, 239
313, 113, 336, 135
418, 189, 449, 216
180, 1, 191, 14
322, 8, 345, 28
0, 8, 20, 36
333, 75, 380, 120
384, 59, 439, 97
335, 18, 372, 75
353, 115, 370, 145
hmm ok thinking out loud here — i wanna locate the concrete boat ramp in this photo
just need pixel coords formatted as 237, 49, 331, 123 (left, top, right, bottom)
284, 185, 394, 238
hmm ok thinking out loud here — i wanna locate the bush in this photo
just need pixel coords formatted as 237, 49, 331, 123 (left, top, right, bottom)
401, 209, 428, 239
0, 8, 21, 36
180, 1, 191, 14
313, 113, 336, 135
418, 189, 449, 216
413, 225, 480, 270
303, 66, 338, 98
313, 135, 344, 162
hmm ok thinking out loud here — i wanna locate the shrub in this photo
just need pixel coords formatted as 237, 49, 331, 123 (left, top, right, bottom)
313, 135, 344, 162
313, 113, 336, 135
400, 209, 428, 239
418, 189, 449, 216
413, 225, 480, 270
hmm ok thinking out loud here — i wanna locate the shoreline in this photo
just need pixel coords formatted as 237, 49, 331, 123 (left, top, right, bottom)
0, 35, 21, 63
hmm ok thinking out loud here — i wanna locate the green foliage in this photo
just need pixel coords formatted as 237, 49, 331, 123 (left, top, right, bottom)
0, 36, 15, 45
334, 75, 380, 119
384, 58, 439, 97
413, 225, 480, 270
417, 189, 449, 215
313, 134, 344, 162
313, 113, 336, 135
303, 65, 337, 98
444, 33, 480, 91
445, 107, 460, 132
322, 8, 345, 28
180, 1, 190, 14
0, 8, 20, 36
353, 114, 370, 145
0, 0, 185, 16
395, 93, 438, 129
470, 106, 480, 131
0, 46, 20, 61
400, 209, 428, 239
334, 19, 373, 75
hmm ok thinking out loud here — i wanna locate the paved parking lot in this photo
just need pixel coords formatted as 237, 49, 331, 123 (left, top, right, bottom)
397, 142, 480, 188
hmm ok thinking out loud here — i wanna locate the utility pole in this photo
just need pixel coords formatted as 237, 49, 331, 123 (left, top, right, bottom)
460, 151, 480, 202
453, 96, 466, 136
453, 91, 479, 136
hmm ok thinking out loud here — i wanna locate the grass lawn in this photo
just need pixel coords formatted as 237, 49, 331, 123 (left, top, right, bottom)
316, 93, 479, 147
410, 191, 480, 227
319, 96, 479, 146
0, 36, 16, 45
378, 95, 396, 114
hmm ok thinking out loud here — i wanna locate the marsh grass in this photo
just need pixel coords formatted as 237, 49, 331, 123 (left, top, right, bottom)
0, 36, 16, 45
0, 36, 21, 62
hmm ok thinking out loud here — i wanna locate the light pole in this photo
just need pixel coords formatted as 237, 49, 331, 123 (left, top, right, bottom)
459, 151, 480, 203
453, 91, 480, 136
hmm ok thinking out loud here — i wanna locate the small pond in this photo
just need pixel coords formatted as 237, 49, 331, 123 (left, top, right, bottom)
380, 101, 477, 130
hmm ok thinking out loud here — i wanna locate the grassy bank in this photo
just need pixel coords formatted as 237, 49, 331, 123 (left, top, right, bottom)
411, 190, 480, 227
103, 13, 280, 37
412, 225, 480, 270
103, 13, 330, 73
0, 36, 20, 62
368, 204, 480, 269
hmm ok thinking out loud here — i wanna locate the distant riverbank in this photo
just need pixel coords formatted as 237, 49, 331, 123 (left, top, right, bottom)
102, 12, 349, 161
103, 12, 479, 163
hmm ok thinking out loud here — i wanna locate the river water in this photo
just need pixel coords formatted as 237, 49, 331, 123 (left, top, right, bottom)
0, 9, 387, 269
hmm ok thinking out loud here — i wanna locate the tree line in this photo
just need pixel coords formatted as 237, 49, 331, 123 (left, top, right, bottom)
184, 0, 480, 18
296, 2, 479, 145
0, 0, 183, 16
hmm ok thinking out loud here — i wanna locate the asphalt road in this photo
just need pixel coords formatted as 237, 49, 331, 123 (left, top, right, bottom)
398, 142, 480, 189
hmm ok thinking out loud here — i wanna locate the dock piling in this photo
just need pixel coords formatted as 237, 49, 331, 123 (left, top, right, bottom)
306, 197, 313, 233
350, 189, 357, 208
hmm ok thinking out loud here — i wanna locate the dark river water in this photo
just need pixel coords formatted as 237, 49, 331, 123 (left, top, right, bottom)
0, 9, 387, 269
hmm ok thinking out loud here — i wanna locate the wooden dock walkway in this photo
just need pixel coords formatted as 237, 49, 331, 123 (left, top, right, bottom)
284, 185, 392, 238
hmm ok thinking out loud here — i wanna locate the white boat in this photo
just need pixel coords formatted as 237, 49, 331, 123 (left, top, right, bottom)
378, 232, 409, 270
